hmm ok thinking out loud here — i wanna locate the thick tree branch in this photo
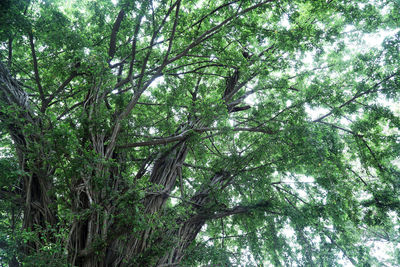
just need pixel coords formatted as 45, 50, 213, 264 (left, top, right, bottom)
0, 62, 33, 120
161, 0, 181, 67
8, 37, 13, 69
127, 11, 144, 77
315, 121, 362, 136
46, 71, 80, 105
193, 200, 278, 222
28, 33, 45, 104
118, 126, 276, 149
108, 9, 125, 60
117, 132, 189, 148
106, 2, 185, 158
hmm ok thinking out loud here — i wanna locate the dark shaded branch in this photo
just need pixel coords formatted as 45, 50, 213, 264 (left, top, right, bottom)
117, 132, 188, 148
194, 200, 279, 221
360, 137, 385, 173
223, 71, 258, 103
56, 100, 84, 120
314, 71, 399, 122
118, 126, 276, 149
269, 101, 303, 121
127, 10, 144, 77
0, 189, 23, 205
108, 9, 125, 60
229, 105, 251, 113
47, 71, 80, 104
227, 88, 257, 107
167, 63, 226, 76
8, 37, 12, 69
107, 1, 274, 158
323, 230, 357, 266
273, 184, 308, 205
190, 0, 240, 29
28, 33, 44, 103
161, 0, 181, 67
315, 121, 362, 136
347, 167, 368, 186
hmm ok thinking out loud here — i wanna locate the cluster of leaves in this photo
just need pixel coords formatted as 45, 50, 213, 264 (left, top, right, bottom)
0, 0, 399, 266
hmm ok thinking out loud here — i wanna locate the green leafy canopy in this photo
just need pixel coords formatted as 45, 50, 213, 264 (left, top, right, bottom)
0, 0, 399, 266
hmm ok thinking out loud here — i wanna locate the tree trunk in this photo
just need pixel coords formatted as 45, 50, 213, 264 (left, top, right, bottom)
1, 61, 238, 266
155, 173, 228, 266
102, 142, 188, 266
1, 62, 58, 257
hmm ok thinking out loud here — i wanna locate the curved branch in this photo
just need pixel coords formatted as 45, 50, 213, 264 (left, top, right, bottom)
108, 9, 125, 60
203, 200, 279, 220
118, 126, 276, 149
314, 71, 399, 122
28, 33, 44, 103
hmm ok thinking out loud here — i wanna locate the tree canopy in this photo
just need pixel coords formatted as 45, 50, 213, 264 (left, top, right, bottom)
0, 0, 400, 266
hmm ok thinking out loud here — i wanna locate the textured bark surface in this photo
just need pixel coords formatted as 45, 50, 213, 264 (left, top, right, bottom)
0, 60, 236, 266
0, 2, 280, 265
2, 0, 400, 265
155, 173, 227, 266
109, 143, 189, 266
1, 63, 57, 255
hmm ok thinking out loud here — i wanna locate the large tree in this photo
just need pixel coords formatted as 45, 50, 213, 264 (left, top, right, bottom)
1, 0, 399, 266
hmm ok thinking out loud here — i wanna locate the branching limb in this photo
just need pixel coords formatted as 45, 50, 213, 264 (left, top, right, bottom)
28, 33, 45, 105
194, 200, 280, 221
118, 126, 276, 149
161, 0, 181, 67
314, 71, 399, 122
108, 9, 125, 60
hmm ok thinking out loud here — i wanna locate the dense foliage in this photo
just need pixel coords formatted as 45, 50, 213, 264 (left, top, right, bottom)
0, 0, 400, 266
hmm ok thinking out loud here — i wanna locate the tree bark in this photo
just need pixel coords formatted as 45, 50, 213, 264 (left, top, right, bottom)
1, 62, 58, 255
0, 60, 243, 266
